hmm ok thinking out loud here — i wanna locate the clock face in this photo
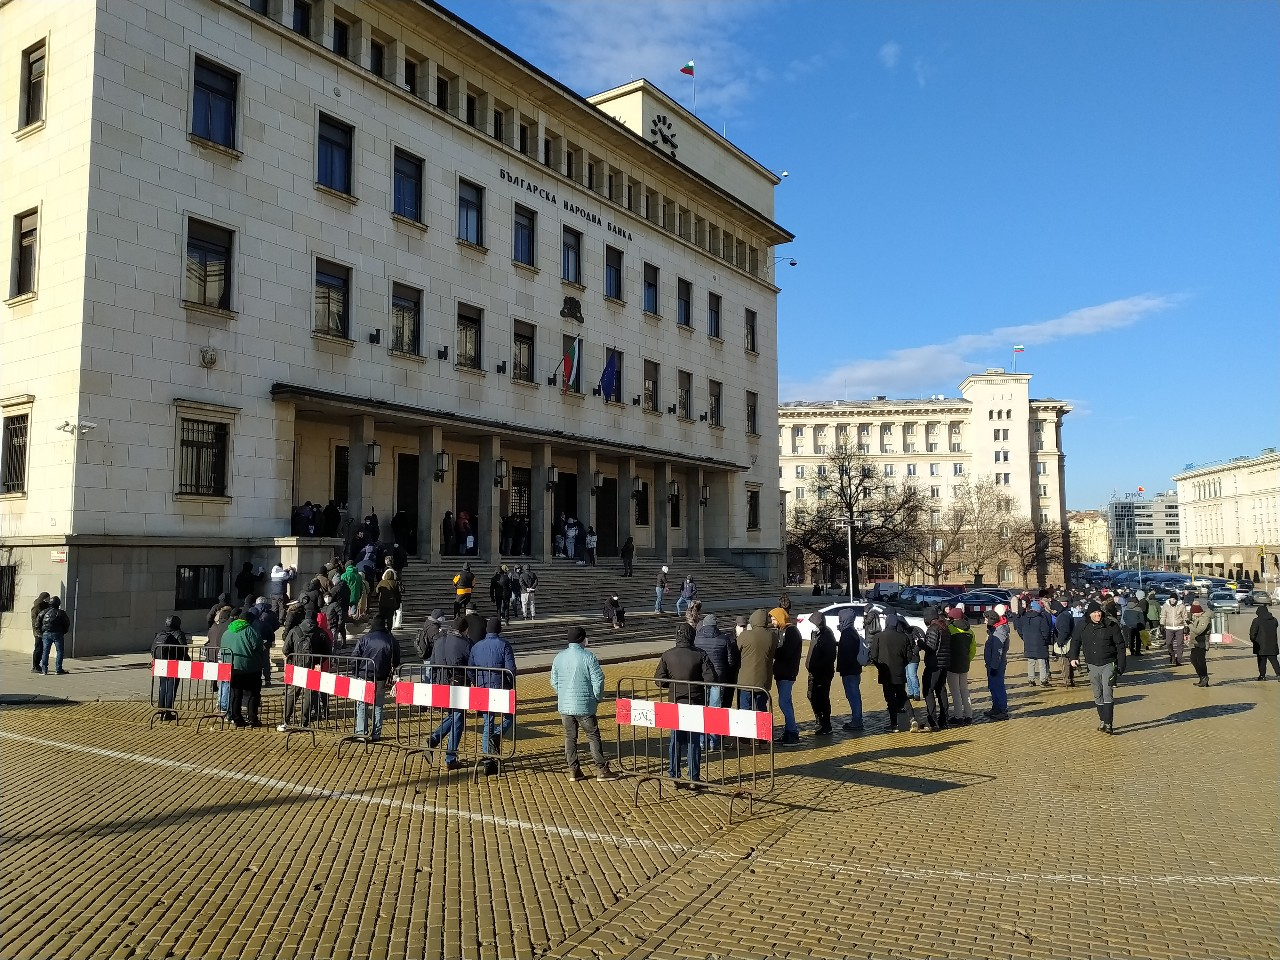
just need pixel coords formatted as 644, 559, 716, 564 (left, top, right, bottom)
649, 114, 678, 157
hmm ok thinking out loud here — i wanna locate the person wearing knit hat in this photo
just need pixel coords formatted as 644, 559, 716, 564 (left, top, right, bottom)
469, 616, 516, 773
1186, 602, 1214, 686
1069, 601, 1126, 734
550, 626, 619, 781
982, 608, 1011, 719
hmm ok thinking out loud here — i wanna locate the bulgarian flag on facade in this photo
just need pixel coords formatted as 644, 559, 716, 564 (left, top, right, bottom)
562, 337, 580, 395
680, 60, 695, 76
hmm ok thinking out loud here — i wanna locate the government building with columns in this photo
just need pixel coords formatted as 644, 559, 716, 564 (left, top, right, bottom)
0, 0, 791, 654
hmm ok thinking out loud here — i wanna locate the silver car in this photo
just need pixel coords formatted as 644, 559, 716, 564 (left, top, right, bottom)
1208, 591, 1240, 613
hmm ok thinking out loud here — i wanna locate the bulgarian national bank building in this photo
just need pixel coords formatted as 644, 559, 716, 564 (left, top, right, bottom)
0, 0, 792, 654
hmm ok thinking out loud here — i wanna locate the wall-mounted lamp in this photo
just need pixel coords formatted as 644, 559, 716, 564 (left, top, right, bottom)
699, 484, 710, 507
590, 469, 604, 496
433, 450, 451, 482
667, 480, 681, 505
545, 464, 559, 492
667, 404, 677, 415
592, 386, 602, 396
559, 296, 584, 323
698, 412, 709, 422
631, 396, 641, 406
773, 256, 798, 267
368, 328, 381, 345
494, 457, 509, 488
364, 440, 382, 476
436, 346, 449, 361
495, 360, 507, 375
630, 476, 644, 502
547, 371, 559, 387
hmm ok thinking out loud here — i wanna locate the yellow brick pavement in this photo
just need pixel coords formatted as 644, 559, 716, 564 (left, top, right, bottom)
1, 644, 1277, 960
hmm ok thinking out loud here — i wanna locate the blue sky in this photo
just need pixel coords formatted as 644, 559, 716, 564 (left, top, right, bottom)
454, 0, 1280, 509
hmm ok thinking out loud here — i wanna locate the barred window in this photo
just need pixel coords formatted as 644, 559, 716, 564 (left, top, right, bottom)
314, 261, 349, 337
391, 284, 421, 354
747, 490, 760, 530
178, 418, 228, 496
2, 413, 30, 494
746, 391, 758, 435
175, 564, 225, 610
512, 321, 535, 383
456, 304, 482, 369
0, 565, 16, 612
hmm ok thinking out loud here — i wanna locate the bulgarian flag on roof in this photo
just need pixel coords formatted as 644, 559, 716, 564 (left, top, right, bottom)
680, 61, 695, 76
1013, 344, 1025, 353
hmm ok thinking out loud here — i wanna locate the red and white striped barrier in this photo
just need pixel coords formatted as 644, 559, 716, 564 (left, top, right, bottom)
615, 697, 773, 742
284, 663, 376, 704
152, 659, 231, 682
1210, 633, 1235, 645
392, 680, 516, 714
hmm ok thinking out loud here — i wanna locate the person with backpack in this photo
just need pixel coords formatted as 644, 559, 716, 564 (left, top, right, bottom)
868, 609, 924, 733
1053, 599, 1078, 687
836, 607, 866, 732
453, 562, 475, 618
37, 597, 72, 676
945, 606, 975, 726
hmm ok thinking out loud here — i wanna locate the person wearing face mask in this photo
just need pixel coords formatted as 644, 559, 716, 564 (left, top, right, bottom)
1069, 601, 1127, 735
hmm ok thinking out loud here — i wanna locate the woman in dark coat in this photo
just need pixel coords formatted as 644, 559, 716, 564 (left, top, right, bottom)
868, 610, 924, 733
1249, 605, 1279, 680
30, 592, 50, 673
441, 511, 456, 556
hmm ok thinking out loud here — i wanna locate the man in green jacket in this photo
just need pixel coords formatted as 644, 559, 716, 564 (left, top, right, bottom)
222, 611, 266, 727
549, 626, 619, 782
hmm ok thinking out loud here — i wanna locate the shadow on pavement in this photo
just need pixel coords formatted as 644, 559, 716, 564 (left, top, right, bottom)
1115, 701, 1255, 734
1012, 693, 1144, 721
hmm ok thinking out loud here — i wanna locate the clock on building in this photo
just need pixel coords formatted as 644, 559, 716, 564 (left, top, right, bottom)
649, 114, 678, 157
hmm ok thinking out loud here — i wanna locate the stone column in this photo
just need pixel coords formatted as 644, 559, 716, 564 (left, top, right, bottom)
478, 435, 502, 561
654, 460, 672, 562
576, 450, 596, 538
416, 425, 443, 562
346, 414, 374, 523
689, 467, 705, 563
388, 38, 406, 90
531, 443, 553, 561
617, 456, 635, 554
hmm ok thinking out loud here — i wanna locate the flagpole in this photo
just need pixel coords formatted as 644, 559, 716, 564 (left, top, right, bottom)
1012, 348, 1016, 374
692, 74, 696, 116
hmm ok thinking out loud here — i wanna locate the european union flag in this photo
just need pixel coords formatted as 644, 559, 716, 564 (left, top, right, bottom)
599, 350, 618, 400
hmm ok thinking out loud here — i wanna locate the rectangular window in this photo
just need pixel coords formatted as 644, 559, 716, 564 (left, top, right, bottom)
747, 490, 760, 530
175, 565, 226, 610
184, 219, 233, 310
565, 150, 575, 180
907, 463, 917, 477
707, 292, 721, 338
435, 75, 449, 111
178, 419, 229, 496
404, 60, 417, 95
543, 138, 553, 167
292, 0, 312, 36
512, 320, 535, 383
746, 391, 758, 434
561, 227, 582, 284
518, 123, 529, 155
313, 260, 349, 337
678, 370, 692, 419
602, 347, 623, 402
14, 211, 39, 298
795, 465, 806, 479
677, 278, 691, 326
744, 308, 758, 353
192, 58, 237, 148
953, 463, 964, 476
465, 94, 477, 127
317, 114, 353, 194
332, 19, 350, 59
456, 304, 482, 369
369, 41, 384, 77
492, 109, 504, 142
513, 206, 535, 267
951, 442, 962, 453
795, 486, 806, 501
635, 481, 650, 526
643, 359, 659, 412
457, 180, 483, 245
604, 245, 623, 300
930, 485, 941, 499
392, 149, 422, 221
1036, 462, 1048, 475
643, 262, 659, 314
884, 464, 895, 477
709, 379, 722, 427
2, 413, 30, 494
391, 283, 421, 354
1039, 484, 1048, 497
0, 565, 15, 613
22, 42, 46, 128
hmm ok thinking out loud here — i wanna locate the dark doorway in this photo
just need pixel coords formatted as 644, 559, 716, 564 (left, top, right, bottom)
395, 453, 419, 553
507, 467, 531, 556
597, 477, 618, 555
553, 472, 577, 531
333, 445, 349, 507
455, 459, 480, 555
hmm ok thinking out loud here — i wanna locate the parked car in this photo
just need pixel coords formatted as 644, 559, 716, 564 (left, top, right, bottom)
895, 586, 961, 611
1247, 590, 1272, 606
953, 591, 1008, 618
1233, 581, 1255, 602
794, 602, 927, 642
1207, 591, 1240, 613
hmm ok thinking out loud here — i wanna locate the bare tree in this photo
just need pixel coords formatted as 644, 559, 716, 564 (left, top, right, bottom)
902, 502, 968, 585
786, 444, 924, 595
1008, 518, 1065, 588
951, 479, 1015, 587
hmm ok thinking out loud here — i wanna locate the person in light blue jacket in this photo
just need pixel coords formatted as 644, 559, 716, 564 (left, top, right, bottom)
549, 626, 619, 782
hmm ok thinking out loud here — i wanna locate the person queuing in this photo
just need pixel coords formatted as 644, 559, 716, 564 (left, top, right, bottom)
1069, 601, 1126, 735
549, 626, 619, 782
428, 617, 474, 771
470, 618, 516, 776
836, 608, 865, 732
771, 607, 803, 745
222, 609, 266, 727
805, 611, 838, 737
869, 609, 924, 733
1014, 600, 1053, 688
983, 608, 1011, 720
945, 607, 975, 726
694, 614, 739, 752
654, 622, 716, 788
918, 605, 952, 730
153, 615, 189, 711
277, 615, 330, 730
1053, 599, 1078, 687
736, 610, 778, 711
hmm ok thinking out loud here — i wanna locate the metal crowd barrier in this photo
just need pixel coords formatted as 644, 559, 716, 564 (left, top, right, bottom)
150, 643, 232, 730
392, 663, 518, 782
614, 677, 775, 821
278, 652, 376, 751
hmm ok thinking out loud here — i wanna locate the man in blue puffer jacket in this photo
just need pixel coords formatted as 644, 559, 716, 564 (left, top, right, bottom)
550, 626, 618, 782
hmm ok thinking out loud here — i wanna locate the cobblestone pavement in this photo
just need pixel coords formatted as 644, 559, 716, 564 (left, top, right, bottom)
2, 642, 1277, 960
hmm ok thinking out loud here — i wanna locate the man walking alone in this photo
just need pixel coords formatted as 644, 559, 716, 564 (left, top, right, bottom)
1069, 601, 1127, 734
550, 626, 619, 782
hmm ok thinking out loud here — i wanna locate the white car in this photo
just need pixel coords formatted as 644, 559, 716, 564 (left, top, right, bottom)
794, 601, 927, 642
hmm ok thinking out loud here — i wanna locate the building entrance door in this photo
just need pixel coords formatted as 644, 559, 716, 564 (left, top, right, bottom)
395, 453, 419, 553
553, 472, 577, 530
508, 467, 531, 556
597, 477, 618, 555
455, 460, 480, 555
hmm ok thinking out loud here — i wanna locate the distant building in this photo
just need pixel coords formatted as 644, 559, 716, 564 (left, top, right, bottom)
1173, 449, 1280, 584
1066, 510, 1110, 565
1105, 492, 1180, 569
779, 370, 1071, 587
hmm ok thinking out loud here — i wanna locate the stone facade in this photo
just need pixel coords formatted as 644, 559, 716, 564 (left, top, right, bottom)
0, 0, 791, 654
1173, 449, 1280, 584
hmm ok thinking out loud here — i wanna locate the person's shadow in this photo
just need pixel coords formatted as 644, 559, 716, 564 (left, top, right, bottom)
1116, 701, 1255, 734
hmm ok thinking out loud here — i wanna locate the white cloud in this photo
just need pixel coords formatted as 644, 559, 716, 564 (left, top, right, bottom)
781, 294, 1179, 402
913, 56, 932, 88
878, 42, 902, 70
